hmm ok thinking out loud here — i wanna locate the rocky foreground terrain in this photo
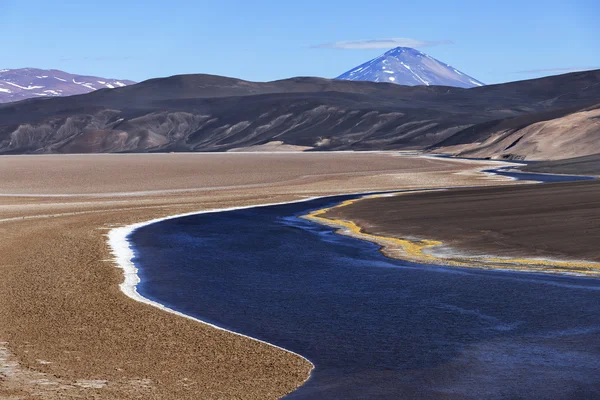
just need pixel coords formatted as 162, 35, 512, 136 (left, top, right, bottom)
0, 69, 598, 159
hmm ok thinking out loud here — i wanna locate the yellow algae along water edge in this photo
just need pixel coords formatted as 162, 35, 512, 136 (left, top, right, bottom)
302, 194, 600, 277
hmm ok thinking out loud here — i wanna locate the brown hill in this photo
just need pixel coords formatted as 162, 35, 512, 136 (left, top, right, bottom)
435, 103, 600, 160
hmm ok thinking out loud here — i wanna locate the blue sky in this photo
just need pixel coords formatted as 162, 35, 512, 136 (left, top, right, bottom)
1, 0, 598, 84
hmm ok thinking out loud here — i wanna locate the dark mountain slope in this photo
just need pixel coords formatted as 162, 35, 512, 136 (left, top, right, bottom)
0, 70, 598, 156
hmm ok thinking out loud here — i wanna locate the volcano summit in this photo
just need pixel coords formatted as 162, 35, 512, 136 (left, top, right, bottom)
336, 47, 484, 88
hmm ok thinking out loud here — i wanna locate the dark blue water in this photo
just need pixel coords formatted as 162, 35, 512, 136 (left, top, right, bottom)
483, 167, 596, 183
130, 171, 600, 400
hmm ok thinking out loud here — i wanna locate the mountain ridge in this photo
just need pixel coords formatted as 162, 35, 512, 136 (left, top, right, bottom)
0, 68, 135, 103
0, 69, 598, 159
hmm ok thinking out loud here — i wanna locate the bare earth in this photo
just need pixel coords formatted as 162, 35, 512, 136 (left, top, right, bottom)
324, 180, 600, 275
0, 153, 517, 399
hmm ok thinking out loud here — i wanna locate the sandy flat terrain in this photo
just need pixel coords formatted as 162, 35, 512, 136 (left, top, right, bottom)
324, 180, 600, 275
522, 153, 600, 176
0, 153, 518, 399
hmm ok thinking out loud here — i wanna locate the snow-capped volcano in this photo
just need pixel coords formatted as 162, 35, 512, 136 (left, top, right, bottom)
335, 47, 484, 88
0, 68, 135, 103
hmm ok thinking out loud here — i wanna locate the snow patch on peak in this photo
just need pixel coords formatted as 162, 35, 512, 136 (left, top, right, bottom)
336, 47, 484, 88
0, 68, 134, 103
5, 82, 44, 90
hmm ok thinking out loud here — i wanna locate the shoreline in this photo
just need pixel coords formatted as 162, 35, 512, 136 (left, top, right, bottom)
106, 165, 526, 395
106, 163, 533, 397
304, 195, 600, 277
106, 188, 454, 393
106, 191, 404, 395
311, 176, 600, 277
107, 196, 352, 393
0, 152, 529, 399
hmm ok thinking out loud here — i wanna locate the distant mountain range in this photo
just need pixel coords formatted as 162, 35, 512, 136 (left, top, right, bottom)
336, 47, 484, 88
0, 69, 598, 160
0, 68, 135, 103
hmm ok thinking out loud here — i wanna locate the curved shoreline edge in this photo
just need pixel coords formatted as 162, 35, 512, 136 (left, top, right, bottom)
103, 162, 525, 397
303, 195, 600, 277
107, 198, 328, 394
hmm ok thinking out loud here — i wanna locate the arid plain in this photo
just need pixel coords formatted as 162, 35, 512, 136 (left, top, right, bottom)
0, 152, 527, 400
321, 180, 600, 275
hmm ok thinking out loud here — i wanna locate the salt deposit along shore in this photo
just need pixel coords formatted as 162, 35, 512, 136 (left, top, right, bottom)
0, 152, 520, 399
308, 186, 600, 277
320, 179, 600, 277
